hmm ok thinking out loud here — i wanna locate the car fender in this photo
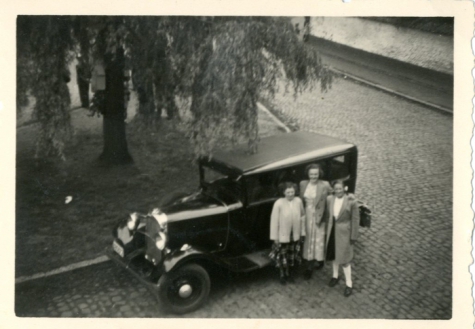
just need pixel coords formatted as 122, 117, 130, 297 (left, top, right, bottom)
162, 246, 211, 273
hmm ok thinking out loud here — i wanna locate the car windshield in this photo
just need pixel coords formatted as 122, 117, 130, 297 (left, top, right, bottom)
202, 166, 228, 184
201, 165, 241, 204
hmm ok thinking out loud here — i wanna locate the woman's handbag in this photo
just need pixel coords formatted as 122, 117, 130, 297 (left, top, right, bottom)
357, 201, 372, 228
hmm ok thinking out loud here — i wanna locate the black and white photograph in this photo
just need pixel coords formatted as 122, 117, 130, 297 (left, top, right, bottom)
2, 0, 474, 328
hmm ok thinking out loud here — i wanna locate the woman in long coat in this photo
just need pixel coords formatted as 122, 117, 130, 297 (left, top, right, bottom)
300, 163, 332, 279
325, 180, 360, 297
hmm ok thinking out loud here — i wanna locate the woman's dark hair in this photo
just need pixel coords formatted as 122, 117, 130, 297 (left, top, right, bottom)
305, 163, 324, 177
278, 182, 298, 196
332, 180, 346, 188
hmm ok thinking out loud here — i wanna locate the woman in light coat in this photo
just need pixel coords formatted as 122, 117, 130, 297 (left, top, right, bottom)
269, 182, 305, 285
325, 180, 360, 297
300, 163, 332, 279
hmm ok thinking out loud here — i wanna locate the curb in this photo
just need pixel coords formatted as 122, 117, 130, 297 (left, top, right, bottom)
15, 255, 109, 284
257, 102, 291, 133
330, 68, 452, 114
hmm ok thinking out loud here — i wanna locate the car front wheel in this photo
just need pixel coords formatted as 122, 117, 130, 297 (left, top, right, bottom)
157, 263, 211, 314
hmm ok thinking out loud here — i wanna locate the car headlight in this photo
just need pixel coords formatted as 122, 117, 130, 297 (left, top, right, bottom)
155, 232, 167, 250
151, 208, 168, 232
127, 212, 139, 230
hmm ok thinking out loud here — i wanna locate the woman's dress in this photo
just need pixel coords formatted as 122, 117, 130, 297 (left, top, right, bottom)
302, 184, 325, 261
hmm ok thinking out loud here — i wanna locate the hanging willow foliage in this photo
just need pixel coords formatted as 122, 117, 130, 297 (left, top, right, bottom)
17, 16, 332, 161
166, 17, 332, 157
123, 17, 174, 127
17, 16, 76, 159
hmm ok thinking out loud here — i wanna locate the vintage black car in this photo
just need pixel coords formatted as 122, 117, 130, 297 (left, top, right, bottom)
106, 131, 358, 314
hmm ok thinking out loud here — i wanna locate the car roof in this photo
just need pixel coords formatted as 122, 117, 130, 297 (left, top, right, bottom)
204, 131, 356, 175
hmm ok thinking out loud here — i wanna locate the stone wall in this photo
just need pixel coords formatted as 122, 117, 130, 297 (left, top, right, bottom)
297, 17, 453, 75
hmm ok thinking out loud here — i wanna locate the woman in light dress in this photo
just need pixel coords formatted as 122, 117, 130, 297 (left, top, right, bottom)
299, 164, 332, 280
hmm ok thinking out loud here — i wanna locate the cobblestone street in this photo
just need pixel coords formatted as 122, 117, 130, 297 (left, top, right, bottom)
271, 77, 452, 318
15, 76, 453, 319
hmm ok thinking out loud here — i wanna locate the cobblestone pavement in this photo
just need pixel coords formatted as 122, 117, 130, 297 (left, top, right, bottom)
14, 259, 445, 318
15, 76, 452, 319
271, 77, 453, 319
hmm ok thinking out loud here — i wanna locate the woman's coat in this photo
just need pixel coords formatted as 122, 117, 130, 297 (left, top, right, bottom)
325, 194, 360, 264
270, 197, 305, 243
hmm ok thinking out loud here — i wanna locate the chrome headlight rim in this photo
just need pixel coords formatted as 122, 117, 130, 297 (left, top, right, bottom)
127, 212, 139, 230
127, 212, 148, 231
155, 232, 167, 250
151, 208, 168, 232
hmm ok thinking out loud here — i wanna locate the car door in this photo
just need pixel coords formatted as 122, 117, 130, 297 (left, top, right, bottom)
241, 172, 284, 252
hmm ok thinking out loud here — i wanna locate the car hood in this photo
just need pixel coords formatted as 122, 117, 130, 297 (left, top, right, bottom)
161, 191, 235, 223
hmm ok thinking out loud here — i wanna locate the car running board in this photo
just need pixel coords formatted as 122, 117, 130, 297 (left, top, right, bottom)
244, 250, 273, 268
221, 249, 272, 272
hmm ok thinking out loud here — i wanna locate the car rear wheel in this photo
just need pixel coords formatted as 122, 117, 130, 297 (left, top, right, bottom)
157, 263, 211, 314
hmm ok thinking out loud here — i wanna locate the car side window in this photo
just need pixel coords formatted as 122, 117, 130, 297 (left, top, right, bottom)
202, 166, 227, 183
246, 173, 278, 204
275, 168, 295, 186
328, 154, 350, 181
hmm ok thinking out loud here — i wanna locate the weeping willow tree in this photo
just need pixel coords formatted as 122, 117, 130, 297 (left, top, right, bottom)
17, 16, 135, 164
124, 17, 177, 125
166, 17, 332, 155
17, 16, 331, 163
17, 16, 76, 160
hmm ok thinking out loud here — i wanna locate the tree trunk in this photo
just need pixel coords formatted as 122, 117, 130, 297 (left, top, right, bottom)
137, 78, 159, 125
100, 116, 132, 164
152, 36, 177, 121
164, 86, 178, 119
99, 48, 133, 165
76, 19, 91, 108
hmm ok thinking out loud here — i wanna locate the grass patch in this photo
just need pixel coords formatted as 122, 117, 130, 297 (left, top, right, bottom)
16, 119, 199, 277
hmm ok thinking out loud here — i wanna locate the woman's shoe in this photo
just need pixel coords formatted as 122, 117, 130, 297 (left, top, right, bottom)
314, 261, 324, 271
344, 286, 353, 297
280, 277, 287, 285
304, 269, 312, 280
328, 277, 340, 287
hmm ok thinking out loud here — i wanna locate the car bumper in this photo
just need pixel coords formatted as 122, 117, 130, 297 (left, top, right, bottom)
105, 245, 160, 292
